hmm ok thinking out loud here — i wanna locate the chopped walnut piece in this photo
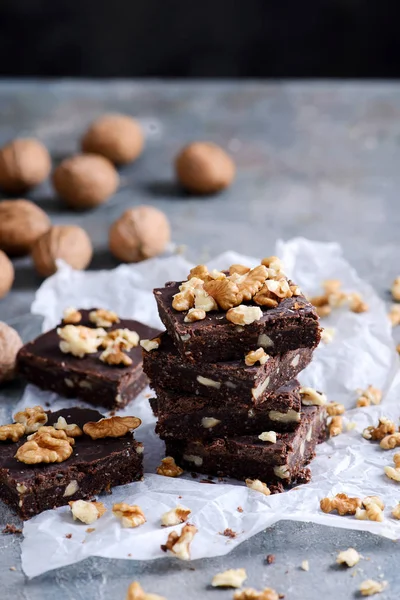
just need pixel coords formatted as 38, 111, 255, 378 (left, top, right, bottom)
356, 385, 382, 407
162, 524, 197, 560
363, 496, 385, 510
100, 343, 133, 366
320, 327, 336, 344
54, 416, 83, 437
384, 465, 400, 481
300, 387, 327, 406
229, 264, 251, 276
233, 587, 279, 600
348, 293, 369, 313
263, 278, 292, 300
102, 329, 139, 351
179, 276, 205, 292
184, 308, 206, 322
357, 497, 384, 522
209, 269, 226, 280
253, 284, 279, 308
301, 560, 309, 571
323, 279, 342, 294
112, 503, 146, 528
226, 305, 263, 326
156, 456, 184, 477
315, 304, 332, 318
194, 287, 218, 311
63, 307, 82, 324
57, 325, 106, 358
245, 478, 271, 496
14, 405, 47, 434
236, 265, 268, 302
261, 256, 284, 274
140, 338, 161, 352
211, 568, 247, 588
15, 429, 73, 464
69, 500, 106, 524
172, 289, 194, 311
336, 548, 360, 567
203, 279, 240, 310
362, 417, 396, 441
0, 423, 25, 442
359, 579, 387, 596
391, 276, 400, 301
222, 528, 237, 538
161, 505, 191, 527
188, 265, 210, 282
380, 432, 400, 450
320, 493, 362, 516
126, 581, 166, 600
83, 416, 141, 439
329, 416, 343, 437
388, 304, 400, 327
326, 402, 345, 416
394, 452, 400, 468
245, 348, 269, 366
27, 426, 75, 446
89, 309, 120, 328
392, 503, 400, 519
258, 431, 277, 443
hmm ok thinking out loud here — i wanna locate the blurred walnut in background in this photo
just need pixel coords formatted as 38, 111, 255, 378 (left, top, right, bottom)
31, 225, 93, 277
0, 322, 22, 384
0, 251, 14, 299
175, 142, 235, 194
0, 138, 51, 193
0, 199, 51, 256
81, 114, 144, 165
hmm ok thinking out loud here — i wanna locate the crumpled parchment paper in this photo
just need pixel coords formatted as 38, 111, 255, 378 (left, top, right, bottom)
14, 239, 400, 578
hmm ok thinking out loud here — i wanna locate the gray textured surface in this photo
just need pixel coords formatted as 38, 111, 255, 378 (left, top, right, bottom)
0, 81, 399, 598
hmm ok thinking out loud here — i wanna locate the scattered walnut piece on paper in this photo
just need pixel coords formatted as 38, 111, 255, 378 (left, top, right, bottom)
211, 568, 247, 588
336, 548, 360, 567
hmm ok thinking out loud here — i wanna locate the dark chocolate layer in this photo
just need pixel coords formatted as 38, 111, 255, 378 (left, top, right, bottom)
154, 281, 321, 362
143, 331, 313, 405
17, 310, 160, 409
153, 380, 303, 439
0, 407, 143, 519
164, 405, 327, 486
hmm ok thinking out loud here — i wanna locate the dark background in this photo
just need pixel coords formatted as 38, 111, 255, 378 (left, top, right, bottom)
0, 0, 399, 78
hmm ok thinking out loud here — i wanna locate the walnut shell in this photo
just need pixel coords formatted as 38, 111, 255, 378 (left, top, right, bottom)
0, 322, 23, 384
81, 114, 144, 165
32, 225, 93, 277
0, 199, 51, 256
109, 205, 170, 263
0, 250, 14, 298
52, 154, 119, 210
0, 138, 51, 193
175, 142, 235, 194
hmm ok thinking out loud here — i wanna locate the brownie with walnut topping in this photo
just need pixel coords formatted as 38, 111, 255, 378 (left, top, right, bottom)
17, 309, 160, 409
154, 281, 321, 363
164, 405, 327, 486
143, 331, 313, 404
152, 380, 303, 440
0, 407, 143, 520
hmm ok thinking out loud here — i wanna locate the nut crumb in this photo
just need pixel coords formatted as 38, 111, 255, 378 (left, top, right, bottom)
359, 579, 387, 596
356, 385, 382, 407
157, 456, 184, 477
161, 523, 197, 560
391, 276, 400, 301
9, 566, 16, 572
57, 325, 106, 357
301, 560, 309, 571
320, 327, 335, 344
336, 548, 360, 567
246, 478, 271, 496
388, 304, 400, 327
221, 528, 237, 539
211, 568, 247, 588
265, 554, 275, 564
86, 527, 95, 533
234, 587, 279, 600
65, 533, 72, 539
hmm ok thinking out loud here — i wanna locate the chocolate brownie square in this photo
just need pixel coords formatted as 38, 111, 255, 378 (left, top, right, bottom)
17, 309, 160, 409
0, 407, 143, 520
143, 331, 313, 405
164, 405, 327, 486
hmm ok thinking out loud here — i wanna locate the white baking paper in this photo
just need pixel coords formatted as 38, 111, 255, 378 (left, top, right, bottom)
15, 238, 400, 578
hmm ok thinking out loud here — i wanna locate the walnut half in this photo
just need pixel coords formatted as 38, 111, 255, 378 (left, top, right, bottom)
15, 429, 73, 464
0, 423, 25, 442
83, 416, 141, 439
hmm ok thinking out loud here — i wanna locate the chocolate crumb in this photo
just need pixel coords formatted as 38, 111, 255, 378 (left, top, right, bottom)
178, 495, 182, 499
191, 472, 198, 479
279, 595, 285, 599
237, 506, 244, 513
2, 524, 22, 535
200, 479, 216, 484
160, 544, 168, 553
65, 533, 72, 539
221, 528, 237, 539
207, 475, 214, 481
128, 553, 132, 557
266, 554, 275, 564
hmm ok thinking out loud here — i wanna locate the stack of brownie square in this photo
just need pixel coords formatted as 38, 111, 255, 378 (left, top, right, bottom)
143, 258, 326, 490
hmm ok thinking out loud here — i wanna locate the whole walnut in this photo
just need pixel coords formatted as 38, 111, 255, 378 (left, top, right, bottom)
0, 199, 51, 256
175, 142, 235, 194
109, 205, 170, 263
81, 114, 144, 165
0, 250, 14, 298
32, 225, 93, 277
0, 322, 23, 384
0, 138, 51, 193
52, 154, 119, 210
